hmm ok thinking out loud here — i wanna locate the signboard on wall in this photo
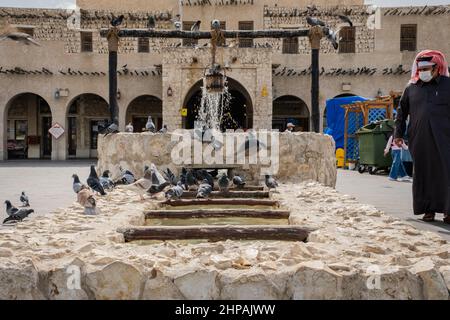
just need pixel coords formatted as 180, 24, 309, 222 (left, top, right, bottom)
48, 123, 65, 140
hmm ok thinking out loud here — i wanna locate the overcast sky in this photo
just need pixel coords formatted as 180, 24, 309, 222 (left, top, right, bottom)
0, 0, 449, 8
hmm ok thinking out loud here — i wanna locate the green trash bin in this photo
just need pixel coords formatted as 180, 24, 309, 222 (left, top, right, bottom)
356, 119, 395, 174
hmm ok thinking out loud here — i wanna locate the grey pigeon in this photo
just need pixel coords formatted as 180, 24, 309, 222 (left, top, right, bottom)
232, 175, 246, 189
180, 167, 188, 190
191, 20, 201, 32
211, 19, 221, 30
198, 169, 214, 188
100, 170, 115, 191
0, 32, 41, 46
145, 116, 156, 132
84, 195, 97, 215
102, 122, 119, 135
218, 173, 230, 192
125, 122, 134, 133
72, 174, 85, 194
265, 175, 279, 191
20, 191, 30, 207
338, 15, 353, 27
87, 165, 106, 196
118, 166, 136, 185
150, 164, 167, 185
111, 14, 124, 27
174, 21, 182, 31
323, 27, 339, 50
165, 181, 184, 200
148, 15, 156, 29
186, 169, 198, 190
147, 181, 171, 196
196, 179, 213, 199
163, 168, 178, 186
306, 17, 326, 27
3, 201, 34, 224
158, 125, 168, 133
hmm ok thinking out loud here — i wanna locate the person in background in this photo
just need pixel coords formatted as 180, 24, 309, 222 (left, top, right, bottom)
395, 50, 450, 224
285, 123, 295, 132
384, 134, 412, 182
401, 121, 414, 177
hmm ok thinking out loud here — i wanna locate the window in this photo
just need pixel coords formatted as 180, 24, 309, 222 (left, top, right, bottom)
239, 21, 254, 48
400, 24, 417, 52
80, 32, 93, 52
339, 27, 355, 54
182, 21, 198, 47
17, 27, 34, 37
138, 37, 150, 53
282, 37, 298, 54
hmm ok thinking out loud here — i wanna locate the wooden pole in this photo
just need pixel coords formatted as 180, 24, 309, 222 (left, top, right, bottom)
145, 209, 290, 219
107, 28, 120, 125
118, 225, 310, 242
160, 198, 279, 207
181, 191, 270, 199
308, 26, 323, 133
100, 29, 309, 39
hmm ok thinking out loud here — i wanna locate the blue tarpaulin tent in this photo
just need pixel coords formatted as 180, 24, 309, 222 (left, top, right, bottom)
323, 96, 369, 150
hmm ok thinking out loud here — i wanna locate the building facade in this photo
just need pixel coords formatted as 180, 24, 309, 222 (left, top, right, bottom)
0, 0, 449, 160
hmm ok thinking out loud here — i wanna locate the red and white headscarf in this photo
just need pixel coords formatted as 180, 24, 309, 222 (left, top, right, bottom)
410, 50, 449, 84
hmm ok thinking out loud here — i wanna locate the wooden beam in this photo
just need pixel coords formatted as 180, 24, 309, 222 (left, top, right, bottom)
181, 191, 270, 199
100, 29, 310, 39
160, 198, 279, 207
145, 209, 290, 219
118, 225, 310, 242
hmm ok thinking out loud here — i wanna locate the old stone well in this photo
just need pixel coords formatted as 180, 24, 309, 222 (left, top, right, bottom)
0, 131, 449, 300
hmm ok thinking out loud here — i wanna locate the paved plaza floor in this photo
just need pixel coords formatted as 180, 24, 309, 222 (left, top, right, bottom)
1, 161, 449, 241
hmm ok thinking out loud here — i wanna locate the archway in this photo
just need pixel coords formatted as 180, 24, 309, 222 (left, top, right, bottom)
66, 93, 109, 159
126, 95, 162, 132
5, 93, 52, 159
272, 95, 310, 132
182, 77, 253, 131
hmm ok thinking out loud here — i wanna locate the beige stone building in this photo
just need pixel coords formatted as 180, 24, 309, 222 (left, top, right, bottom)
0, 0, 449, 160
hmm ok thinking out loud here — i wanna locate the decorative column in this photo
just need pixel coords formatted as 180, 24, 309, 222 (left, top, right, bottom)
308, 26, 324, 133
107, 27, 120, 126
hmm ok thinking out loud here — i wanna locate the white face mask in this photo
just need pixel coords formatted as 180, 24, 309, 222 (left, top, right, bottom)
419, 70, 433, 82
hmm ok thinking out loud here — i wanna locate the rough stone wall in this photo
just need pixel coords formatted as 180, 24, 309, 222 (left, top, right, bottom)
96, 131, 337, 187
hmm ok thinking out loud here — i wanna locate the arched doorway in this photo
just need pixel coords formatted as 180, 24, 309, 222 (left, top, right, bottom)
272, 95, 310, 132
5, 93, 52, 159
182, 77, 253, 131
66, 94, 109, 159
126, 95, 162, 132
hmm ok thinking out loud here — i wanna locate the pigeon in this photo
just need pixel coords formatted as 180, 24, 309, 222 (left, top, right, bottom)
150, 163, 167, 186
116, 166, 136, 185
218, 173, 230, 192
3, 201, 34, 224
148, 15, 156, 29
125, 122, 134, 133
145, 116, 156, 132
208, 168, 219, 178
111, 14, 125, 27
186, 169, 198, 190
72, 174, 85, 194
180, 167, 188, 190
232, 175, 246, 189
102, 122, 119, 135
198, 169, 214, 188
165, 181, 184, 200
323, 27, 339, 50
338, 15, 353, 27
174, 21, 182, 31
196, 179, 213, 199
99, 170, 115, 191
125, 168, 153, 200
20, 192, 30, 207
144, 165, 150, 175
158, 125, 168, 133
147, 181, 171, 197
0, 32, 41, 46
191, 20, 201, 32
163, 168, 178, 186
265, 175, 279, 191
77, 188, 98, 215
306, 17, 326, 27
211, 19, 221, 30
87, 165, 106, 196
